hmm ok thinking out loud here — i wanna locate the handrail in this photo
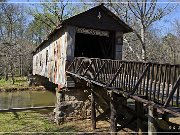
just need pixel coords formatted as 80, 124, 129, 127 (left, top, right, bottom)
67, 57, 180, 109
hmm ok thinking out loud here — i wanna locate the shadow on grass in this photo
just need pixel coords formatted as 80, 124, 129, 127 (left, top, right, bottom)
50, 125, 79, 132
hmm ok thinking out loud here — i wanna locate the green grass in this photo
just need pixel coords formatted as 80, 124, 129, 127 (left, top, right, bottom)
0, 77, 29, 89
0, 111, 78, 134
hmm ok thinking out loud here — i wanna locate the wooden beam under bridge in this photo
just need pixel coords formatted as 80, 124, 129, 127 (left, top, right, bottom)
110, 91, 117, 135
91, 85, 96, 130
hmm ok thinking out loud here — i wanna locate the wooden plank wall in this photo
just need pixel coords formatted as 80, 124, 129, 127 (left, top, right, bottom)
33, 27, 69, 88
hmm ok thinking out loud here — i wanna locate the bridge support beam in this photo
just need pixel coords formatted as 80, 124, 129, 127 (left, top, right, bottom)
135, 101, 145, 134
148, 106, 157, 135
110, 91, 117, 135
91, 90, 96, 130
162, 113, 169, 121
54, 89, 65, 125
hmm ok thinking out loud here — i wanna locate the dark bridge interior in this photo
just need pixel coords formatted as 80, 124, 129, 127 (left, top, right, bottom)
74, 33, 115, 59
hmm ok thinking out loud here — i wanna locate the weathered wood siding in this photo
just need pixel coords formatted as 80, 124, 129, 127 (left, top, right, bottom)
66, 26, 76, 62
33, 27, 69, 87
115, 32, 123, 60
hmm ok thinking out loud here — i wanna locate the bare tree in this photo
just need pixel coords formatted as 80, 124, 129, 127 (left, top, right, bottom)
0, 2, 34, 83
127, 0, 176, 61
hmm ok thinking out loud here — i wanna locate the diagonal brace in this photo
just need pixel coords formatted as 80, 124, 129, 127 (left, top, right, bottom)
75, 60, 84, 74
82, 59, 94, 76
106, 63, 124, 87
130, 64, 150, 95
164, 75, 180, 107
66, 57, 77, 72
93, 61, 107, 81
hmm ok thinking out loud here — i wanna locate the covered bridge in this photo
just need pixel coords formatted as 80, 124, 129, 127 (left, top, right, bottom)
32, 4, 132, 89
32, 4, 180, 134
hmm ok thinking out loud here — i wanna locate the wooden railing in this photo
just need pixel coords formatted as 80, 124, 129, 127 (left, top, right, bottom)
67, 57, 180, 109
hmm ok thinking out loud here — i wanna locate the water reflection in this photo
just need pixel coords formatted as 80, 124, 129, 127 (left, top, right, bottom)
0, 90, 56, 109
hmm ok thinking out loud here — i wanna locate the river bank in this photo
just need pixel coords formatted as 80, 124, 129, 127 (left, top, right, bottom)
0, 77, 47, 92
0, 86, 46, 92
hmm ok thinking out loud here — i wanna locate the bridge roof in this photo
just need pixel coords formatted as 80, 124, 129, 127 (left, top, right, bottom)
33, 4, 133, 55
63, 4, 133, 32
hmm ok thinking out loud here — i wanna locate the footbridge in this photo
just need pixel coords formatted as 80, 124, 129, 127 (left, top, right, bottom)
66, 57, 180, 133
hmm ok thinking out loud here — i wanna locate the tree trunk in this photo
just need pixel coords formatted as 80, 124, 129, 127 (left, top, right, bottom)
12, 72, 15, 84
5, 66, 8, 81
173, 50, 176, 64
141, 25, 146, 62
11, 66, 15, 84
19, 57, 21, 76
124, 38, 141, 61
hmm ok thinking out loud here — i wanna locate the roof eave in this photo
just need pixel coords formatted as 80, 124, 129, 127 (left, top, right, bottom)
99, 5, 133, 33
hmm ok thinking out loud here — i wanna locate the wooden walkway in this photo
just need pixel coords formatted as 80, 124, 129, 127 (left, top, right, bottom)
67, 57, 180, 116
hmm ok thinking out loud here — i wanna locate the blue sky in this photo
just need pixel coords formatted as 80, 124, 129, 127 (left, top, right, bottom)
152, 1, 180, 35
5, 0, 180, 36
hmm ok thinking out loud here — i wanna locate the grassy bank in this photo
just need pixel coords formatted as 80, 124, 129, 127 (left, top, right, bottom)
0, 111, 179, 134
0, 110, 111, 134
0, 77, 29, 89
0, 77, 46, 91
0, 110, 78, 134
0, 110, 110, 134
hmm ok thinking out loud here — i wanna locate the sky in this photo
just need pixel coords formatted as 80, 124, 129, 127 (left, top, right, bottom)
152, 1, 180, 36
4, 0, 180, 36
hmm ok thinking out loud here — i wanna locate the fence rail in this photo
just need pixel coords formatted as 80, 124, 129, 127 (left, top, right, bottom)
67, 57, 180, 110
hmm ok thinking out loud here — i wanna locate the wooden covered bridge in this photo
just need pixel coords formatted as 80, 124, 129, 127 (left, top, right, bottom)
31, 4, 180, 134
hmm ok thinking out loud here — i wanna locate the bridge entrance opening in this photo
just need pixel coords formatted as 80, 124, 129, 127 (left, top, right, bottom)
74, 32, 115, 59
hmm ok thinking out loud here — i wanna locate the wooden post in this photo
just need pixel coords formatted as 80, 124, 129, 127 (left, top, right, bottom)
135, 101, 144, 134
148, 106, 157, 135
110, 91, 117, 135
91, 89, 96, 130
162, 113, 169, 121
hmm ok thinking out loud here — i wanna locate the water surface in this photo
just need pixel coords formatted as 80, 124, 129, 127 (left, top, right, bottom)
0, 90, 56, 109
